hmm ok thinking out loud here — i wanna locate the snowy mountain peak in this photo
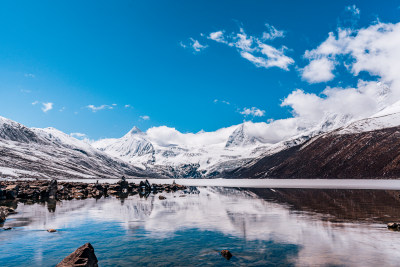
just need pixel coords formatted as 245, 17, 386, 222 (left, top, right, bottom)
126, 126, 142, 135
225, 124, 257, 148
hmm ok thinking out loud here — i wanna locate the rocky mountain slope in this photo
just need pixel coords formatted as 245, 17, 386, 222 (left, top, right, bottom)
228, 106, 400, 179
0, 116, 151, 179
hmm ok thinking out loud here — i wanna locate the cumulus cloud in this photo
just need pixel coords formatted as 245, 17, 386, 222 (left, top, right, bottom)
41, 102, 53, 113
240, 107, 266, 117
208, 26, 294, 70
301, 57, 336, 83
140, 115, 150, 120
32, 101, 39, 105
286, 19, 400, 139
86, 104, 114, 112
302, 22, 400, 89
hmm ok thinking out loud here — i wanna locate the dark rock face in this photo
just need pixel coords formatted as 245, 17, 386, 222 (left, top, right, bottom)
221, 250, 232, 260
56, 243, 98, 267
231, 126, 400, 179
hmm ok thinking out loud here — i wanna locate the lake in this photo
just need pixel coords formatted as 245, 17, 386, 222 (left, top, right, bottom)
1, 180, 400, 266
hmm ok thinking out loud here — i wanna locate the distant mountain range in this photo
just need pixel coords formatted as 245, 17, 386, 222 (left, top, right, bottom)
2, 100, 400, 179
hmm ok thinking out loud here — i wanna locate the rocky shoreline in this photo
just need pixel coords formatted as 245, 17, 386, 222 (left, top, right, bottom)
0, 177, 186, 223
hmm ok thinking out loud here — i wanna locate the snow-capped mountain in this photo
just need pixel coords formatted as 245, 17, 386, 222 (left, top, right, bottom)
225, 124, 260, 148
0, 116, 151, 179
3, 94, 400, 180
92, 122, 273, 177
93, 126, 155, 169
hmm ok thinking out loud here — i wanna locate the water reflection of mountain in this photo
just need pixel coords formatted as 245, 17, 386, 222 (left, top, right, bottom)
4, 187, 400, 266
250, 188, 400, 223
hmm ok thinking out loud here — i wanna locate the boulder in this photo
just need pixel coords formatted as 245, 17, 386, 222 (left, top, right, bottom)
159, 195, 166, 200
5, 185, 19, 199
221, 250, 232, 260
387, 222, 400, 230
56, 243, 98, 267
47, 229, 57, 233
0, 209, 6, 223
0, 188, 5, 200
117, 176, 129, 192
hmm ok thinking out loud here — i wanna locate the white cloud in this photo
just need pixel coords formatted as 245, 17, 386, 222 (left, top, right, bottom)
281, 20, 400, 138
262, 23, 285, 40
86, 104, 114, 112
24, 73, 35, 78
257, 43, 294, 70
179, 41, 187, 49
32, 101, 39, 105
208, 31, 227, 43
124, 104, 131, 108
214, 99, 230, 105
59, 107, 66, 112
240, 107, 266, 117
181, 38, 208, 53
346, 5, 360, 16
70, 132, 86, 138
140, 115, 150, 120
41, 102, 53, 113
207, 26, 294, 71
301, 57, 336, 83
190, 38, 208, 52
302, 22, 400, 88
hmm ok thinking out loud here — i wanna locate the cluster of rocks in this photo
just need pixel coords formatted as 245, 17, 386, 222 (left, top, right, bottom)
0, 177, 186, 202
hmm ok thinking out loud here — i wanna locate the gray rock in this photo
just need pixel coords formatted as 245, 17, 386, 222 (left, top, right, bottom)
56, 243, 98, 267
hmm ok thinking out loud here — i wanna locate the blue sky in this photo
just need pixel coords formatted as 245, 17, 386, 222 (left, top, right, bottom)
0, 0, 399, 139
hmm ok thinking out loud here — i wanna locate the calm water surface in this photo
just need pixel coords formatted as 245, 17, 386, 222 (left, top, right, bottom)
1, 185, 400, 266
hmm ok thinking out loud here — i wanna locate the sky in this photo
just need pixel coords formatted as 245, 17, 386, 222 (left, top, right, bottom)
1, 0, 400, 140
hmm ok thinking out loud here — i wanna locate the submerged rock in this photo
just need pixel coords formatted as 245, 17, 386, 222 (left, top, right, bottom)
117, 176, 129, 192
387, 222, 400, 230
0, 209, 6, 223
221, 250, 232, 260
56, 242, 98, 267
48, 179, 58, 199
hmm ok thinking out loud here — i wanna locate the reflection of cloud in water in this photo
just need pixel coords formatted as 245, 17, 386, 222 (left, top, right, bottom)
7, 187, 400, 266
